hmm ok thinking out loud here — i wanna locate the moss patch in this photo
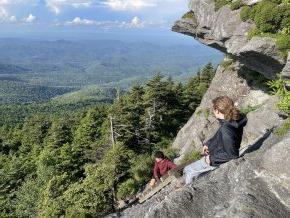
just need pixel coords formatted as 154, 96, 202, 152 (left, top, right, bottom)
220, 58, 234, 69
240, 105, 261, 114
230, 0, 244, 10
275, 118, 290, 136
215, 0, 231, 11
195, 108, 210, 119
240, 6, 252, 21
182, 11, 194, 19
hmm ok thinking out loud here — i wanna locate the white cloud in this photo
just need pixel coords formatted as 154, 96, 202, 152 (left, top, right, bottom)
66, 16, 96, 25
0, 0, 33, 23
0, 7, 17, 23
103, 0, 155, 11
119, 16, 144, 28
63, 16, 144, 29
22, 13, 36, 23
45, 0, 92, 14
9, 15, 16, 22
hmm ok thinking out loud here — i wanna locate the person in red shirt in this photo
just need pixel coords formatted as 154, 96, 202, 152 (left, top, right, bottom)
150, 151, 177, 187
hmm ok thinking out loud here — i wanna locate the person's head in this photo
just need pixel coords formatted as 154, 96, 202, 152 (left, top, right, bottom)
212, 96, 240, 121
154, 151, 165, 162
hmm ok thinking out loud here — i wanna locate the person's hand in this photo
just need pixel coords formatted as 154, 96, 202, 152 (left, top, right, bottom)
205, 155, 211, 165
149, 179, 156, 187
203, 145, 209, 155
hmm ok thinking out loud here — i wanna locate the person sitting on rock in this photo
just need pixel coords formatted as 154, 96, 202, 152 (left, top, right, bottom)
150, 151, 177, 187
183, 96, 247, 184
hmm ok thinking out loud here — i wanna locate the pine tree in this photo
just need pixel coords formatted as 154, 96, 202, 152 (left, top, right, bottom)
109, 84, 146, 152
74, 107, 106, 147
46, 118, 73, 147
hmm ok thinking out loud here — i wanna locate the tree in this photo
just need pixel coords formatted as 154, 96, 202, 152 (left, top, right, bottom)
45, 118, 73, 147
74, 106, 106, 147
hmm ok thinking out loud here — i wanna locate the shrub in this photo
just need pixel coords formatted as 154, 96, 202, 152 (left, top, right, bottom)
162, 147, 179, 160
252, 1, 281, 33
247, 27, 261, 39
268, 77, 290, 136
280, 4, 290, 29
281, 27, 290, 35
230, 0, 244, 10
130, 155, 153, 185
276, 34, 290, 58
117, 179, 138, 199
240, 6, 252, 21
269, 0, 283, 4
267, 76, 290, 114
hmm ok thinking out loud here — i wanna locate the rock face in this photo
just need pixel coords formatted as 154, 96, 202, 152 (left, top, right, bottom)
118, 132, 290, 217
172, 0, 286, 79
282, 52, 290, 79
173, 61, 284, 163
114, 0, 290, 217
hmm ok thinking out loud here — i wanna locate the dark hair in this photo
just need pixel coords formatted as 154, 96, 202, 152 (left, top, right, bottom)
212, 96, 240, 121
154, 151, 165, 159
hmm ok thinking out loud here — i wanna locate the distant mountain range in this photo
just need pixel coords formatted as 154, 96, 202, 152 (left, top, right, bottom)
0, 38, 223, 103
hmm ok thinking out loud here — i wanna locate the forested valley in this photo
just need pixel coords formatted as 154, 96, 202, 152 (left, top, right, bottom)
0, 63, 215, 217
0, 39, 222, 104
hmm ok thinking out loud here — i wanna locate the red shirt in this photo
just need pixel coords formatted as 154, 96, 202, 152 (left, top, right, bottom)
153, 159, 176, 180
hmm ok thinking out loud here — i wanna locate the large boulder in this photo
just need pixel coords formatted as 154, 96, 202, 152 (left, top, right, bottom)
172, 61, 284, 163
172, 0, 286, 79
282, 52, 290, 79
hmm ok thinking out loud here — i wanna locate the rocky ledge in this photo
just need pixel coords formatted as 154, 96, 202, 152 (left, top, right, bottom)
117, 130, 290, 217
172, 0, 287, 79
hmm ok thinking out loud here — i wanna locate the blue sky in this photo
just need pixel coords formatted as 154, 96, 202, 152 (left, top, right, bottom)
0, 0, 193, 43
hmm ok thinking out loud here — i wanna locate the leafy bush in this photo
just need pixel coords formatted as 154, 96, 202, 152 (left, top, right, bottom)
247, 27, 262, 39
130, 155, 153, 185
276, 34, 290, 58
268, 76, 290, 136
117, 179, 138, 199
279, 4, 290, 29
281, 27, 290, 35
240, 6, 252, 21
268, 76, 290, 114
252, 1, 281, 33
162, 147, 179, 160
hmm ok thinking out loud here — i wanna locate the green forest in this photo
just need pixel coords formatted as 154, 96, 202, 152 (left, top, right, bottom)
0, 63, 215, 217
0, 39, 222, 104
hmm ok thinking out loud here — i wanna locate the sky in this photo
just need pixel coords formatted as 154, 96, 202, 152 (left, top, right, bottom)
0, 0, 195, 43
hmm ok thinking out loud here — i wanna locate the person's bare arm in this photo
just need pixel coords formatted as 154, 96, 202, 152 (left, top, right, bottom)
203, 145, 209, 155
